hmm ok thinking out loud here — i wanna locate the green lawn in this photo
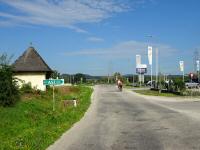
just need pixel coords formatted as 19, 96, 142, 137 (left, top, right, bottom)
133, 89, 179, 97
0, 86, 93, 150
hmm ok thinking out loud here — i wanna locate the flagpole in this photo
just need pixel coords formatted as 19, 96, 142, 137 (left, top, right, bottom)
156, 48, 158, 88
151, 64, 152, 88
148, 46, 153, 88
180, 61, 184, 82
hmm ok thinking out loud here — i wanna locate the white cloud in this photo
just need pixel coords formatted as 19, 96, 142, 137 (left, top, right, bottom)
60, 40, 181, 75
87, 37, 104, 42
63, 40, 178, 59
62, 40, 181, 74
0, 0, 131, 32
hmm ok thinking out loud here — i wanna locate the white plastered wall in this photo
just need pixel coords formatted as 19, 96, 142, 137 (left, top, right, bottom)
14, 72, 46, 91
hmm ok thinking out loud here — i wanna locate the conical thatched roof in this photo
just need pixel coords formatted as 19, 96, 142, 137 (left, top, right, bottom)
13, 47, 52, 72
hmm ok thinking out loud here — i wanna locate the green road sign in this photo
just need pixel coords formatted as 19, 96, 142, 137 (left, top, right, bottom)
43, 79, 64, 85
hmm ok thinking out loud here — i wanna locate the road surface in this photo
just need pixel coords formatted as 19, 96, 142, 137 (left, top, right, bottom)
48, 85, 200, 150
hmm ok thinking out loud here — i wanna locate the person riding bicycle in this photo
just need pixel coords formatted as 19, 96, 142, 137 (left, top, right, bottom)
117, 79, 123, 91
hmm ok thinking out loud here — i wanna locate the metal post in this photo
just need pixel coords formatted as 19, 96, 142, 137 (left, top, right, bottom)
53, 85, 55, 111
81, 77, 83, 84
156, 48, 158, 88
140, 69, 142, 87
183, 70, 185, 82
108, 74, 110, 84
151, 64, 152, 88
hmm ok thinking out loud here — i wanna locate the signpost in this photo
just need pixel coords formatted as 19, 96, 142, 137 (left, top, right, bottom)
43, 79, 64, 111
189, 73, 194, 82
43, 79, 64, 86
136, 63, 147, 87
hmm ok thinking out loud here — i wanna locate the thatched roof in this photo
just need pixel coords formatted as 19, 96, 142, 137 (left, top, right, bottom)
13, 47, 52, 72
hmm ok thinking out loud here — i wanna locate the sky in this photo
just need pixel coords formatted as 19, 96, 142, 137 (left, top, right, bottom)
0, 0, 200, 76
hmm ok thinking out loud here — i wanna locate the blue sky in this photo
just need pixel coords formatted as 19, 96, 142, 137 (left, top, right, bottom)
0, 0, 200, 76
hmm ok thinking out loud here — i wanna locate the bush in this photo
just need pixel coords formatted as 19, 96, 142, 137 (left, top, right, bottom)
0, 65, 20, 106
20, 82, 42, 95
20, 82, 33, 93
174, 79, 185, 92
182, 90, 200, 96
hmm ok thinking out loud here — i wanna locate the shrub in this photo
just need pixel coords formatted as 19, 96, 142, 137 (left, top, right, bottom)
174, 79, 185, 92
20, 82, 33, 93
0, 65, 20, 106
182, 90, 200, 96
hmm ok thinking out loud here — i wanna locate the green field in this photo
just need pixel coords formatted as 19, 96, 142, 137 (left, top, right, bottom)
0, 86, 93, 150
133, 89, 179, 97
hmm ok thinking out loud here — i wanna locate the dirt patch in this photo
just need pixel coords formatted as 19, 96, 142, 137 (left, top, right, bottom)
21, 93, 40, 101
56, 86, 80, 95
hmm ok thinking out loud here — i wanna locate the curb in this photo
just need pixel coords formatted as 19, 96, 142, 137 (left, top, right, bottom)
124, 88, 200, 102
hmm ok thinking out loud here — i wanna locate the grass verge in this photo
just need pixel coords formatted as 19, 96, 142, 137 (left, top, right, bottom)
0, 86, 93, 150
133, 89, 179, 97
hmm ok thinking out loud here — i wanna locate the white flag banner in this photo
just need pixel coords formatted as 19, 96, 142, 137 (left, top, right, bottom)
179, 61, 184, 72
197, 60, 200, 71
148, 46, 152, 65
136, 55, 141, 66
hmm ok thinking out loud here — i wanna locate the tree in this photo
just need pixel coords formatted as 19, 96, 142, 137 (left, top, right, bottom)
0, 53, 20, 106
74, 73, 86, 84
113, 72, 122, 80
173, 78, 185, 92
51, 70, 61, 79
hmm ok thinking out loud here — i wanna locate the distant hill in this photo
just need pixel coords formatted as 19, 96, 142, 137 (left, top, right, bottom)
61, 73, 104, 80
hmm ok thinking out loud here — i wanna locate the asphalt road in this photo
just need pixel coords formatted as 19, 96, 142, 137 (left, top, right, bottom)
48, 85, 200, 150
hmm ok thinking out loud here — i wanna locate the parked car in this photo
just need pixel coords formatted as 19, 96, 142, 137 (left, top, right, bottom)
185, 82, 199, 89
